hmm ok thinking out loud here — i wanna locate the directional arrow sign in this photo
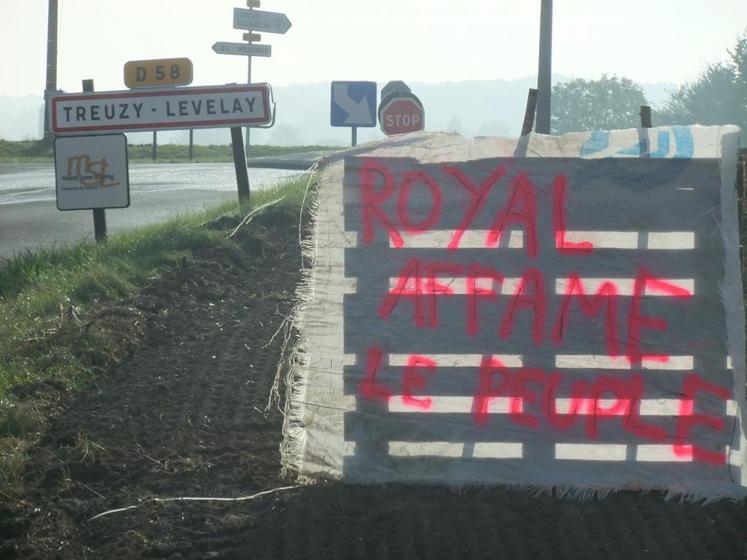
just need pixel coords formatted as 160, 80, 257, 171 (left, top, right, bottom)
212, 42, 272, 57
233, 8, 291, 33
330, 81, 377, 127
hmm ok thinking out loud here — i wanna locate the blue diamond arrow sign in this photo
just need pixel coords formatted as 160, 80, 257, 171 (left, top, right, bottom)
330, 81, 377, 128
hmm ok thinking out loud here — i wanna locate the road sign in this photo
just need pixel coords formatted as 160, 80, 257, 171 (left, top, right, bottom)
54, 134, 130, 210
212, 42, 271, 57
330, 81, 377, 127
243, 32, 262, 42
124, 58, 193, 89
50, 83, 274, 134
379, 96, 424, 135
233, 7, 291, 33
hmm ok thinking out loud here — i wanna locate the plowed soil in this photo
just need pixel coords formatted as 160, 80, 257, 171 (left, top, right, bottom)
2, 205, 746, 559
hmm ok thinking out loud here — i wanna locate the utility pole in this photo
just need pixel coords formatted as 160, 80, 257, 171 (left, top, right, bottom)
536, 0, 553, 134
43, 0, 59, 138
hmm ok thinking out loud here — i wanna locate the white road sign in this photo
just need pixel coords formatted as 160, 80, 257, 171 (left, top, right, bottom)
50, 84, 274, 134
233, 8, 291, 33
212, 42, 272, 57
54, 134, 130, 210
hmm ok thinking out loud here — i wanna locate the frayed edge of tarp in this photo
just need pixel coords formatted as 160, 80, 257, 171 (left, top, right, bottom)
279, 170, 321, 479
269, 474, 747, 504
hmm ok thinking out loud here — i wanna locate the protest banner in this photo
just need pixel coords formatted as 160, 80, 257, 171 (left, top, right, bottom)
282, 127, 746, 500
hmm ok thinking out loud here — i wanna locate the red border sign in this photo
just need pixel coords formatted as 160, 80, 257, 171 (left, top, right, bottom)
51, 84, 273, 134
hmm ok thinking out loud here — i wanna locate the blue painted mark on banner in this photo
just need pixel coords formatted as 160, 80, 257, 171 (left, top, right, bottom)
580, 127, 694, 159
672, 127, 694, 158
580, 131, 610, 157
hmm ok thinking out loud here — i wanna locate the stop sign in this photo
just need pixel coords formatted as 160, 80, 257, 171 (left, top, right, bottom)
379, 96, 424, 136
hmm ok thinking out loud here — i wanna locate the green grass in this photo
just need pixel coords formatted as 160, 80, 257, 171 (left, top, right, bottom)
0, 173, 312, 496
0, 138, 341, 163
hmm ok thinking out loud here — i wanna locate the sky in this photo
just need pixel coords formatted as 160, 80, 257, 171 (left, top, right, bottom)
0, 0, 745, 98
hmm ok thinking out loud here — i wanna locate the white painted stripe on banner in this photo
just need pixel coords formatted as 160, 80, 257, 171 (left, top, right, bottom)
562, 231, 638, 249
647, 232, 696, 250
642, 356, 694, 370
388, 441, 524, 459
388, 441, 464, 457
555, 443, 628, 461
563, 231, 695, 250
473, 442, 524, 458
555, 355, 632, 369
388, 277, 522, 295
388, 354, 523, 367
636, 445, 693, 462
554, 399, 687, 416
391, 230, 524, 249
554, 278, 694, 296
387, 397, 737, 417
555, 355, 694, 370
347, 230, 694, 250
388, 396, 516, 414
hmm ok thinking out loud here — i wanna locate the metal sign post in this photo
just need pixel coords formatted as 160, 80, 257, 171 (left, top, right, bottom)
80, 79, 108, 241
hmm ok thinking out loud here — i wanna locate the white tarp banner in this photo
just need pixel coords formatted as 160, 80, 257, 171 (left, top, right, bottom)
282, 127, 747, 500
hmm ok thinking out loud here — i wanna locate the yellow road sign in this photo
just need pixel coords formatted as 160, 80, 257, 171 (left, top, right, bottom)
124, 58, 193, 89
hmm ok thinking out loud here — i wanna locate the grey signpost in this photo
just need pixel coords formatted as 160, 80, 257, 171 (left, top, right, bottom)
212, 42, 272, 57
220, 1, 291, 155
81, 79, 107, 241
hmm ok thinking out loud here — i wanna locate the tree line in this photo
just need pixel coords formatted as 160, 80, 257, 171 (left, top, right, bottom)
551, 33, 747, 134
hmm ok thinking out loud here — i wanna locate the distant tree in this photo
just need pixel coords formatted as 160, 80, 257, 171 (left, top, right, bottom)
551, 75, 648, 134
656, 33, 747, 132
446, 114, 467, 136
477, 120, 511, 137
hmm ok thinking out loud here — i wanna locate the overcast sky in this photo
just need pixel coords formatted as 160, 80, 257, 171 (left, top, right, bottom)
1, 0, 745, 97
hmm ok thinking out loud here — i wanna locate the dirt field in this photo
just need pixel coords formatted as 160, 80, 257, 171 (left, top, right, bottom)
1, 204, 745, 559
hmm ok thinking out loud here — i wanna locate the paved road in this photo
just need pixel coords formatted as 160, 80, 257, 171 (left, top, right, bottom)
0, 163, 302, 260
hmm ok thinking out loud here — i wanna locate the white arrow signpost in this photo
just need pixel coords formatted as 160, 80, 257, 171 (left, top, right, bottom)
232, 7, 291, 33
212, 42, 272, 57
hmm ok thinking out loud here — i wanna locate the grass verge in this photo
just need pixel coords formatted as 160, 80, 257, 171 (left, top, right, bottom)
0, 174, 311, 498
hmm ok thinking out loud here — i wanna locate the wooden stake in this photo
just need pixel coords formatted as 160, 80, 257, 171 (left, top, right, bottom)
231, 127, 250, 203
521, 88, 539, 136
